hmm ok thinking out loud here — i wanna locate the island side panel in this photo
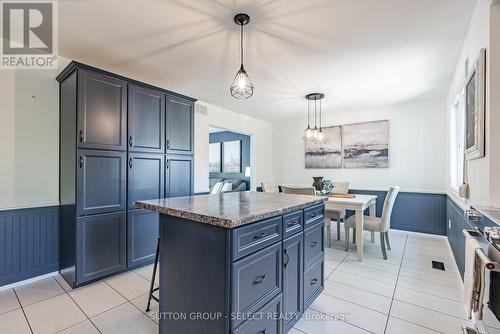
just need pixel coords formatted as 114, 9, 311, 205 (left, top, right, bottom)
159, 215, 231, 334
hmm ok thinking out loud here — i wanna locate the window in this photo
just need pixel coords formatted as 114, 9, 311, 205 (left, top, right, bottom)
450, 89, 465, 192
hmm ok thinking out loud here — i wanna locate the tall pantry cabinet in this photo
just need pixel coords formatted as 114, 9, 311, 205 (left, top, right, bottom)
58, 62, 195, 288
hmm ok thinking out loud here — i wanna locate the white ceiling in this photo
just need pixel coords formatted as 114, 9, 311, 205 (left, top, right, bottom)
58, 0, 476, 122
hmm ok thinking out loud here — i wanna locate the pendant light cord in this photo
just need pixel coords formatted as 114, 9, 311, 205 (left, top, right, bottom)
307, 100, 310, 127
319, 99, 322, 130
240, 23, 244, 66
314, 98, 317, 129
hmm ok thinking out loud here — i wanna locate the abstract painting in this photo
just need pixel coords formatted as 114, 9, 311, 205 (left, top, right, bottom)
209, 142, 221, 172
305, 126, 342, 169
223, 140, 241, 173
343, 120, 389, 168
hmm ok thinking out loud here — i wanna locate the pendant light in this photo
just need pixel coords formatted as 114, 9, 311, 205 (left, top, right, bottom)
304, 93, 326, 143
230, 13, 254, 99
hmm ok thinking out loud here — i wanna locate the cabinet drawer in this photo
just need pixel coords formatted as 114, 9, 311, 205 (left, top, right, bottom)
304, 221, 324, 266
231, 216, 282, 261
304, 204, 324, 228
283, 210, 303, 239
233, 294, 283, 334
304, 256, 324, 309
231, 243, 282, 329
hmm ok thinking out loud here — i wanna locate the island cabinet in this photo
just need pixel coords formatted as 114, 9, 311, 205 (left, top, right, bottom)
58, 61, 196, 288
136, 192, 325, 334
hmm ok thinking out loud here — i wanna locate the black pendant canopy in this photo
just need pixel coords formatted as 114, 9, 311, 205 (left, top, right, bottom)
230, 13, 254, 99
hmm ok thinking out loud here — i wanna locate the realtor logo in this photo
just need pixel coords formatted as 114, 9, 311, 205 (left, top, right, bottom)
1, 1, 58, 68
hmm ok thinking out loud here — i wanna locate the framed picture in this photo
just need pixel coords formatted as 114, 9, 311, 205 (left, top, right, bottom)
223, 140, 241, 173
342, 120, 389, 168
465, 48, 486, 160
305, 126, 342, 169
209, 142, 221, 172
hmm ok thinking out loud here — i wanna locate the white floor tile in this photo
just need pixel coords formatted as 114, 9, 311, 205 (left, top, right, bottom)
487, 327, 500, 334
337, 261, 398, 285
15, 277, 65, 306
397, 275, 463, 302
134, 264, 159, 286
295, 309, 370, 334
91, 302, 158, 334
55, 274, 74, 292
390, 300, 469, 334
394, 286, 467, 319
289, 328, 306, 334
0, 288, 20, 314
130, 293, 160, 324
323, 281, 392, 314
343, 255, 400, 274
483, 307, 500, 329
328, 271, 395, 297
0, 308, 31, 334
105, 272, 151, 300
399, 266, 463, 288
69, 282, 127, 317
58, 320, 100, 334
386, 316, 441, 334
23, 294, 87, 334
310, 293, 388, 334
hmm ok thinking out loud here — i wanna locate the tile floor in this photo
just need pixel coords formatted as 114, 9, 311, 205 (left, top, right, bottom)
0, 229, 498, 333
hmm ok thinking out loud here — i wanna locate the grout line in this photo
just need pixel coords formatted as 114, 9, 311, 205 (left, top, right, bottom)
392, 284, 463, 303
325, 277, 393, 299
13, 288, 34, 334
383, 233, 408, 334
52, 275, 103, 334
390, 297, 468, 321
320, 288, 390, 316
389, 315, 446, 334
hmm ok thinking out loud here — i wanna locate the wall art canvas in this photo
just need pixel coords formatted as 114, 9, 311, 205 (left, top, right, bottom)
223, 140, 241, 173
209, 142, 221, 172
343, 120, 389, 168
305, 126, 342, 169
465, 48, 486, 160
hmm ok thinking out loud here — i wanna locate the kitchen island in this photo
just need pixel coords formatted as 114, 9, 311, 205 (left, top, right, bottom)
137, 191, 327, 334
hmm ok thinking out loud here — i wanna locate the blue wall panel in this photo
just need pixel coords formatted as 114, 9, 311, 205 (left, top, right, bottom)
0, 206, 59, 286
347, 190, 447, 235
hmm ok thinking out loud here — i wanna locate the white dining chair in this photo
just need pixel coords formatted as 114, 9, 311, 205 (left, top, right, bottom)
344, 186, 400, 259
324, 182, 349, 247
281, 185, 316, 195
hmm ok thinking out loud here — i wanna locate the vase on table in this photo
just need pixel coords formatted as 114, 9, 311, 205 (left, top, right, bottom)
312, 177, 324, 191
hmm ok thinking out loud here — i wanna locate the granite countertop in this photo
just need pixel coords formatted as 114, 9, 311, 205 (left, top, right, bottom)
136, 191, 327, 229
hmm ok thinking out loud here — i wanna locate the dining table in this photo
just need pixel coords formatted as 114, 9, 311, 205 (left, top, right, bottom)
325, 194, 378, 261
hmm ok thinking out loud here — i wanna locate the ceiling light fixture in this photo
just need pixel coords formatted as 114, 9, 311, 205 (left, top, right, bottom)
230, 13, 254, 99
304, 93, 326, 143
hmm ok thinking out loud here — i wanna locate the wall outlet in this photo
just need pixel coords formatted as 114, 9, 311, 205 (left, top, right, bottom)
448, 219, 452, 229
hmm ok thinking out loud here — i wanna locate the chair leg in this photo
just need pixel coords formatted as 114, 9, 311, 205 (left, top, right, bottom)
337, 218, 341, 241
385, 232, 391, 250
325, 224, 332, 248
345, 228, 350, 252
146, 237, 160, 312
380, 233, 387, 260
371, 231, 375, 243
352, 228, 356, 244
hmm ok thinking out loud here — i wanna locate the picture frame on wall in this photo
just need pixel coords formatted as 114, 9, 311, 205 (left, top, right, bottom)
465, 48, 486, 160
209, 142, 221, 172
223, 140, 241, 173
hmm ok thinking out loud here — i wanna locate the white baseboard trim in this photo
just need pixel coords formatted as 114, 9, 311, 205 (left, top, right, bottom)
0, 271, 59, 292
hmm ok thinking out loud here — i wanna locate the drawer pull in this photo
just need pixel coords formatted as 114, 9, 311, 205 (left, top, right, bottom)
310, 241, 319, 247
252, 274, 267, 285
258, 330, 267, 334
287, 221, 299, 227
283, 249, 289, 268
310, 278, 318, 286
254, 232, 267, 240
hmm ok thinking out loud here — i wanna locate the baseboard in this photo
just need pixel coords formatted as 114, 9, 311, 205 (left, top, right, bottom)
0, 270, 59, 291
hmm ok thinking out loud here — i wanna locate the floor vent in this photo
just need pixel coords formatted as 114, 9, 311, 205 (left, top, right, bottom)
432, 261, 445, 271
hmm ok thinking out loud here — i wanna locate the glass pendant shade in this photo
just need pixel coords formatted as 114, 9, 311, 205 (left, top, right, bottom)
230, 65, 254, 99
305, 126, 313, 139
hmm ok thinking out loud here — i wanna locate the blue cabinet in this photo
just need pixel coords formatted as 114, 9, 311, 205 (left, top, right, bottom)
58, 62, 196, 288
283, 232, 304, 332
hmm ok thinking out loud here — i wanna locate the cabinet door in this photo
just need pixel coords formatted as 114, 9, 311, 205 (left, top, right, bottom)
127, 209, 159, 268
77, 150, 126, 216
77, 70, 127, 150
165, 155, 193, 198
283, 232, 303, 332
128, 85, 165, 153
76, 212, 126, 284
128, 153, 164, 209
165, 94, 194, 155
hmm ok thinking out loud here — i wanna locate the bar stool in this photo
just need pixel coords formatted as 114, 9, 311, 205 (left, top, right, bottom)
146, 237, 160, 312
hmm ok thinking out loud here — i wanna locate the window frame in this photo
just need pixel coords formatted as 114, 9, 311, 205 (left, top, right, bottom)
449, 88, 465, 194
